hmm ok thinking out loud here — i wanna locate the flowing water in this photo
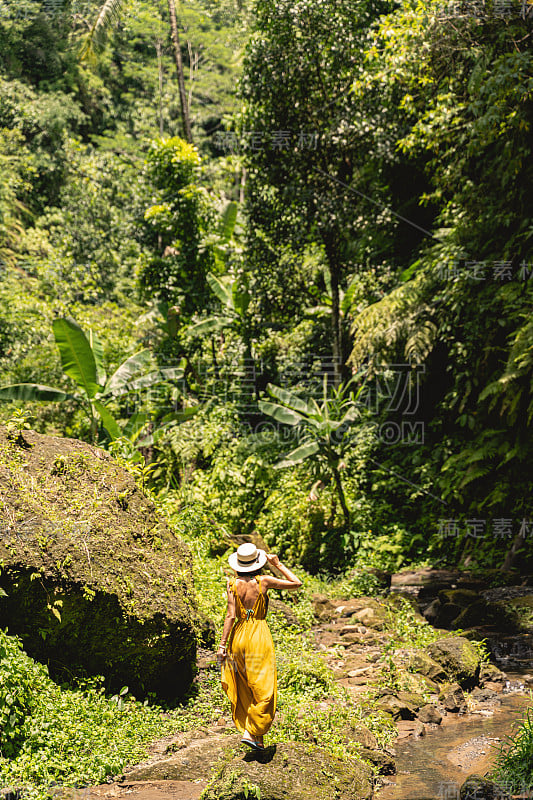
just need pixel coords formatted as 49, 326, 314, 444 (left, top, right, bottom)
377, 673, 533, 800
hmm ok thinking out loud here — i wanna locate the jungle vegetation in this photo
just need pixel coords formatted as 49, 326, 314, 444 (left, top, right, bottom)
2, 0, 531, 575
1, 0, 533, 792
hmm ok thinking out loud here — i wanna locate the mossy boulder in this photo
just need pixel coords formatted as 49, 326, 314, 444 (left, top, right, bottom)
479, 663, 506, 685
460, 775, 511, 799
504, 594, 533, 631
438, 682, 467, 712
417, 703, 442, 724
424, 589, 515, 629
340, 724, 395, 774
358, 747, 396, 775
123, 732, 243, 781
312, 593, 337, 621
202, 742, 373, 800
398, 667, 438, 694
345, 724, 378, 749
427, 636, 481, 688
507, 593, 533, 610
352, 605, 387, 630
438, 588, 480, 606
312, 594, 388, 626
396, 691, 425, 710
0, 428, 202, 700
470, 686, 499, 703
375, 694, 417, 720
452, 600, 518, 631
408, 650, 448, 684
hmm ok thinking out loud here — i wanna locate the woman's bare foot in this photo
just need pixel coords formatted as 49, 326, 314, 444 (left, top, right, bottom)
255, 734, 264, 748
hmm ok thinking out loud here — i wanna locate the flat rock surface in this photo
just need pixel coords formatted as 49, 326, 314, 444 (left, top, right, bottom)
201, 741, 373, 800
122, 733, 240, 782
50, 781, 207, 800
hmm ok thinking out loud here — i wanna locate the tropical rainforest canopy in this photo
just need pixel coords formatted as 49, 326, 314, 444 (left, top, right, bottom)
1, 0, 532, 575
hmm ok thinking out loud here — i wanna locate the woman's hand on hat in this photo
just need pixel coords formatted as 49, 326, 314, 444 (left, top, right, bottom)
265, 553, 280, 567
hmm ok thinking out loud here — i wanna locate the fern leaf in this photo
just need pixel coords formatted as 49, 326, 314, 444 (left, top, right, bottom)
348, 272, 433, 367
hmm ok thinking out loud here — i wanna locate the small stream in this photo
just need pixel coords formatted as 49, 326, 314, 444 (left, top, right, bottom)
378, 677, 532, 799
378, 574, 533, 798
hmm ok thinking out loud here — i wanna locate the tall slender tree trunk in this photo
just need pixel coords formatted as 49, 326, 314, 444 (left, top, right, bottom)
187, 40, 198, 112
211, 337, 220, 380
167, 0, 192, 143
323, 235, 343, 387
156, 38, 164, 135
330, 263, 342, 387
332, 464, 350, 529
243, 329, 258, 402
89, 405, 98, 445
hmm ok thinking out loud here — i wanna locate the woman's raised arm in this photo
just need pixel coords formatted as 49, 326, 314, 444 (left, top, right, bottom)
262, 553, 302, 590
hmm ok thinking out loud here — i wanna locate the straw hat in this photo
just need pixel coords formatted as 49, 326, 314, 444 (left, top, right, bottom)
228, 542, 267, 572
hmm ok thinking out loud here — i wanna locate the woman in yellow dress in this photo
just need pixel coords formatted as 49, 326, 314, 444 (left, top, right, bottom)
218, 543, 302, 750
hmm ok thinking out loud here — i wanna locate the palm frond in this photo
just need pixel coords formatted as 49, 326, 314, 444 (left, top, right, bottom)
81, 0, 127, 59
478, 316, 533, 424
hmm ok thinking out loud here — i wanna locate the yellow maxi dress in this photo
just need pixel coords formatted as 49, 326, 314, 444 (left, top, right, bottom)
221, 576, 277, 737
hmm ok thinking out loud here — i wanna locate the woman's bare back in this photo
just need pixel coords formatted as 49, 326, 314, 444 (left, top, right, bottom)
233, 577, 266, 610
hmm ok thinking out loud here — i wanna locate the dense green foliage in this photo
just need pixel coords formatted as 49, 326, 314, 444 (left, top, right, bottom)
237, 0, 533, 573
0, 0, 532, 750
0, 627, 180, 789
346, 0, 533, 532
4, 0, 533, 791
1, 0, 532, 576
2, 0, 533, 572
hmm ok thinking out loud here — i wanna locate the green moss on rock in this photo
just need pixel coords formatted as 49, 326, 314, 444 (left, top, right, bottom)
408, 650, 448, 684
452, 600, 518, 631
460, 774, 511, 800
201, 741, 373, 800
504, 594, 533, 631
375, 694, 417, 720
0, 428, 203, 700
427, 636, 481, 688
438, 589, 480, 607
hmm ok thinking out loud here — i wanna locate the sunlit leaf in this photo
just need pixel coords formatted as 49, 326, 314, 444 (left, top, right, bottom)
52, 318, 100, 399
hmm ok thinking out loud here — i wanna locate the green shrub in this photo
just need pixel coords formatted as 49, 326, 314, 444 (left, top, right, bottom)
160, 497, 229, 626
278, 660, 333, 699
0, 628, 51, 758
492, 705, 533, 791
0, 630, 192, 795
